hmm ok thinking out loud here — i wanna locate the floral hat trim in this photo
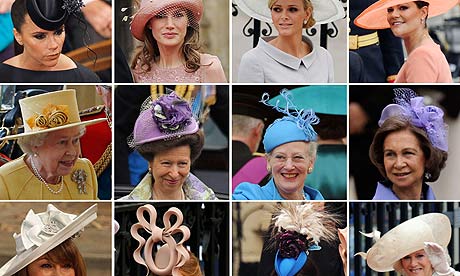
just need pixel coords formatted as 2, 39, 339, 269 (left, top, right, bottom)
260, 89, 319, 142
26, 104, 70, 130
151, 92, 193, 134
378, 88, 448, 151
272, 203, 339, 276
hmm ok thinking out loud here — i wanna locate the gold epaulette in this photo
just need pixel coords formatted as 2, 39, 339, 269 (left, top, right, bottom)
79, 105, 105, 116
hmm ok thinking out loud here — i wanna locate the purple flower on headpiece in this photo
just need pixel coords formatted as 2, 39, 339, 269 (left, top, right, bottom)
277, 230, 309, 258
379, 88, 448, 151
151, 92, 192, 133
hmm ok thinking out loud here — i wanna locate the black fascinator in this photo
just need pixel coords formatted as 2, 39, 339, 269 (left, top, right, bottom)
26, 0, 83, 31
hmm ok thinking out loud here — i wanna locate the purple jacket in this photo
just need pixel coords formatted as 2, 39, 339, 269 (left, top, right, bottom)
372, 182, 436, 200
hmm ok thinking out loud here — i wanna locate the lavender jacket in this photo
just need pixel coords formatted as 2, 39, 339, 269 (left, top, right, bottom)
372, 182, 436, 200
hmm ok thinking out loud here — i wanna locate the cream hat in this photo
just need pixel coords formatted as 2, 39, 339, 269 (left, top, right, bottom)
0, 89, 106, 140
234, 0, 345, 25
0, 204, 97, 276
358, 213, 451, 272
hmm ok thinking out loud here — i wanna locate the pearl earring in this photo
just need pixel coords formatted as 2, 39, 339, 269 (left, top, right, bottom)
303, 19, 307, 25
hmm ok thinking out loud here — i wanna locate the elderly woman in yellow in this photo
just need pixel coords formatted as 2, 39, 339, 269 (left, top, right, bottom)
0, 89, 106, 200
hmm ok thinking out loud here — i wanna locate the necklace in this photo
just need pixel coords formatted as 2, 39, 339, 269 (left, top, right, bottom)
30, 156, 63, 194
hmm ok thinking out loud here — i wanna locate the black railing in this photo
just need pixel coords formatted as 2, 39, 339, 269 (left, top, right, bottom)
115, 202, 229, 276
351, 202, 460, 276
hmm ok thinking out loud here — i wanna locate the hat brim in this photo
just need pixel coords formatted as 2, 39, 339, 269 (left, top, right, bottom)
0, 118, 106, 141
355, 0, 458, 29
234, 0, 345, 25
270, 86, 347, 116
130, 0, 203, 41
0, 204, 97, 276
366, 213, 451, 272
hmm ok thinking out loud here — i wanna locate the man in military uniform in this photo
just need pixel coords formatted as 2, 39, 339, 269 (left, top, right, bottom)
80, 85, 112, 199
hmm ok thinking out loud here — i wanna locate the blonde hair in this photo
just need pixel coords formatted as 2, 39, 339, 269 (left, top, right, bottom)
267, 0, 315, 28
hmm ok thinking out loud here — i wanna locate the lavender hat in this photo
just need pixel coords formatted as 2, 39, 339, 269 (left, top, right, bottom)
379, 88, 448, 152
130, 92, 199, 147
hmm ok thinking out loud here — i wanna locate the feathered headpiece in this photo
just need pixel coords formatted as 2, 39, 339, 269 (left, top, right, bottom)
272, 203, 338, 276
260, 90, 319, 153
378, 88, 448, 151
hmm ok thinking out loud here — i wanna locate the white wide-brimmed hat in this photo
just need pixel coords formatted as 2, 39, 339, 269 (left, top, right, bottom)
0, 204, 97, 276
359, 213, 451, 272
0, 89, 106, 141
234, 0, 345, 25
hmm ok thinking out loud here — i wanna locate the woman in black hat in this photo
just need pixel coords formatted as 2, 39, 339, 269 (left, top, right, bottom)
0, 0, 101, 83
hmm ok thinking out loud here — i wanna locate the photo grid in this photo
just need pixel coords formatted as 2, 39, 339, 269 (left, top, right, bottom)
0, 0, 459, 275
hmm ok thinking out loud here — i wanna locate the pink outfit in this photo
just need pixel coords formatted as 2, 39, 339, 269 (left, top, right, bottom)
396, 40, 452, 83
132, 53, 227, 83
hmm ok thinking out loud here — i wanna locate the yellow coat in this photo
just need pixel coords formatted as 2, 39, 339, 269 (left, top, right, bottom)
0, 155, 98, 200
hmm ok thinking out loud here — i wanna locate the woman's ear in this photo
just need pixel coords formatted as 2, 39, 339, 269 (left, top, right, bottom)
13, 28, 23, 45
420, 5, 428, 19
304, 6, 312, 21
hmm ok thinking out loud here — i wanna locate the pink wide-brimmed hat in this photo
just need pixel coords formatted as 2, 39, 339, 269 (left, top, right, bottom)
355, 0, 458, 29
130, 0, 203, 41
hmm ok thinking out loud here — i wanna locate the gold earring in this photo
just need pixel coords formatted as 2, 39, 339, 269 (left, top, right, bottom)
308, 167, 313, 173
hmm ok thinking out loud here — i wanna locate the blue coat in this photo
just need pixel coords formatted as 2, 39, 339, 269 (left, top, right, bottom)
372, 182, 436, 200
232, 178, 324, 200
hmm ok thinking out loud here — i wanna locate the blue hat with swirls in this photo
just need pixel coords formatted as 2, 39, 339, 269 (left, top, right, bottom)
261, 90, 319, 153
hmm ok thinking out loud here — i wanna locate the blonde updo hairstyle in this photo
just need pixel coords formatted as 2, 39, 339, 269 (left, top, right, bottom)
268, 0, 315, 28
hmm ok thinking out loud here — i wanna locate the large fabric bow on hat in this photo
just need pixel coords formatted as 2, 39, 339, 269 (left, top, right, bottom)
131, 204, 191, 276
14, 204, 77, 255
378, 88, 448, 151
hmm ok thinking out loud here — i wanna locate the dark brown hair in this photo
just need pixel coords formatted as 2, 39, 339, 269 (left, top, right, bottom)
137, 130, 204, 163
415, 1, 429, 28
369, 116, 448, 182
16, 239, 87, 276
131, 10, 202, 73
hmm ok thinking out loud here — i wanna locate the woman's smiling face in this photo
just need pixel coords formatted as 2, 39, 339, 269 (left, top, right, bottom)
400, 249, 433, 276
383, 129, 426, 192
386, 2, 427, 38
267, 141, 314, 198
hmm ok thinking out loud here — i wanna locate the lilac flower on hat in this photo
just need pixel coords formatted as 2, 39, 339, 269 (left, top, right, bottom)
378, 88, 448, 151
151, 92, 192, 133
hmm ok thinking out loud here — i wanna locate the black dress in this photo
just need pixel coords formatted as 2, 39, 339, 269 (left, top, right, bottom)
0, 62, 101, 83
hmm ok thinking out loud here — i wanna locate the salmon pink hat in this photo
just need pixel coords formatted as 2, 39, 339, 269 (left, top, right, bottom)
130, 0, 203, 41
355, 0, 458, 29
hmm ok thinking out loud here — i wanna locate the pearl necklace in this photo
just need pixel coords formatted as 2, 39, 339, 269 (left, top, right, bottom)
30, 156, 63, 194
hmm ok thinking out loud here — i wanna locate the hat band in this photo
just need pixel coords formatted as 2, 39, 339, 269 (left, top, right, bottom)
26, 104, 70, 131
